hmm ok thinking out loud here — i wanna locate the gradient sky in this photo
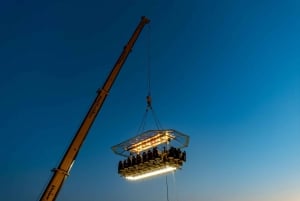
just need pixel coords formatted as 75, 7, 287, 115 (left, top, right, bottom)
1, 0, 300, 201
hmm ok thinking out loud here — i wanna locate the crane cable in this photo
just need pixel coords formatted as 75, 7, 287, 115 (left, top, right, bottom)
147, 22, 151, 98
137, 24, 162, 133
146, 24, 162, 130
166, 176, 169, 201
136, 25, 170, 201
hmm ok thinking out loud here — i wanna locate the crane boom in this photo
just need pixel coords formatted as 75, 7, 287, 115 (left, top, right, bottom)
39, 16, 150, 201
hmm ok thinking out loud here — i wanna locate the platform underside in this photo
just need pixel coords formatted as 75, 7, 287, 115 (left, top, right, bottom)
120, 157, 183, 180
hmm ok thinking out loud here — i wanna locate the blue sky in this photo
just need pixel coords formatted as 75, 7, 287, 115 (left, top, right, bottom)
0, 0, 299, 201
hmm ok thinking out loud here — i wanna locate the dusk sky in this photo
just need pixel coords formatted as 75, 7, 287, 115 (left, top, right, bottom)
1, 0, 300, 201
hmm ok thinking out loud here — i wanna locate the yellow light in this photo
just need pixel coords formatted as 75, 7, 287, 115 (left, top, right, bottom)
129, 132, 174, 153
125, 166, 176, 181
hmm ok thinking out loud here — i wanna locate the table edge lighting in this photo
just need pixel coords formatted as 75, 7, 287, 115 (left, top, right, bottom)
125, 166, 177, 181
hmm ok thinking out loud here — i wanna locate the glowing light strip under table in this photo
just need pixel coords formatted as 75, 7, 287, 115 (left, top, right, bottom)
125, 166, 177, 181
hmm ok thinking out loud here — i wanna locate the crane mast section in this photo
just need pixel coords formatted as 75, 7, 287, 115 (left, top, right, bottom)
39, 16, 150, 201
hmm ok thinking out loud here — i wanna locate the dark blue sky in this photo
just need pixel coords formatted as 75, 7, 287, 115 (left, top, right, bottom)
1, 1, 299, 201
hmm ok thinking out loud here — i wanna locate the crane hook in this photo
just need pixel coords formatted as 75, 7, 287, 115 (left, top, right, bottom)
146, 95, 152, 110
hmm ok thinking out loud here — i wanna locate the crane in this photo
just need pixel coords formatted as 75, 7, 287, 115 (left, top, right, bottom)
39, 16, 150, 201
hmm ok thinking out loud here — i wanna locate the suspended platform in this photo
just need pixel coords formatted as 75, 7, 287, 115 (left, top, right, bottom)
111, 129, 189, 180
